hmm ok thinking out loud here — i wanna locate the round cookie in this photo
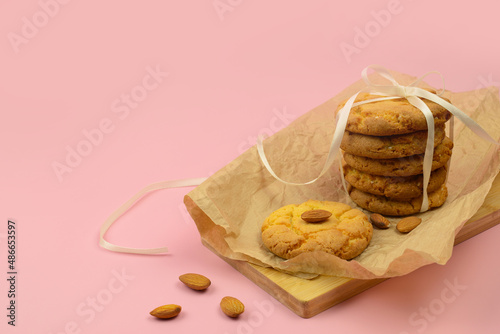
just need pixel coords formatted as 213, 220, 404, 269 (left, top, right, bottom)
343, 165, 448, 200
261, 200, 373, 260
340, 124, 446, 159
343, 137, 453, 177
339, 92, 452, 136
348, 184, 448, 216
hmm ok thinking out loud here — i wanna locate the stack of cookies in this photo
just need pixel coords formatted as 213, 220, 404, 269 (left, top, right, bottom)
338, 92, 454, 216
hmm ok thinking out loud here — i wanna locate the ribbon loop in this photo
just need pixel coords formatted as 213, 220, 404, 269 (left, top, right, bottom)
409, 70, 446, 96
99, 177, 207, 254
362, 64, 399, 86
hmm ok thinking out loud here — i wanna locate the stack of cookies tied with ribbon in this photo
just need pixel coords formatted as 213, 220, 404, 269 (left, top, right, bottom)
339, 88, 453, 216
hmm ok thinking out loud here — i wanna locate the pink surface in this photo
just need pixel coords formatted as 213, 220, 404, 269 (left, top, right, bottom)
1, 0, 500, 333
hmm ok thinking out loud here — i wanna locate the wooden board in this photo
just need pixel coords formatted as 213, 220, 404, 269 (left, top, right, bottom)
202, 174, 500, 318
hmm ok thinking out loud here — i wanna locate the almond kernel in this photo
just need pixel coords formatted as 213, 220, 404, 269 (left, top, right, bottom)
220, 296, 245, 318
179, 273, 211, 291
150, 304, 182, 319
301, 209, 332, 223
397, 216, 422, 233
370, 213, 390, 229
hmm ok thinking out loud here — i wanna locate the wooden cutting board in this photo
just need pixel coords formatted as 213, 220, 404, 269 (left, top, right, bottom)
199, 174, 500, 318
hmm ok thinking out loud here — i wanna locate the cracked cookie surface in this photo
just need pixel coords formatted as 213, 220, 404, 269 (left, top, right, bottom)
343, 165, 448, 200
348, 184, 448, 216
261, 200, 373, 260
343, 137, 453, 177
340, 92, 452, 136
340, 124, 446, 159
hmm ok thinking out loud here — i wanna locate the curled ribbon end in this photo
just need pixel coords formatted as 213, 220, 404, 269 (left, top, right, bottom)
99, 178, 206, 256
99, 238, 169, 255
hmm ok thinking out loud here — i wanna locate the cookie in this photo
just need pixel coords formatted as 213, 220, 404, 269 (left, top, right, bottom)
343, 137, 453, 177
340, 92, 452, 136
348, 184, 448, 216
261, 200, 373, 260
343, 165, 448, 200
340, 124, 446, 159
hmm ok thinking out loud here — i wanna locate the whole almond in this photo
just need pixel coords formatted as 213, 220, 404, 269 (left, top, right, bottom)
150, 304, 182, 319
301, 209, 332, 223
397, 216, 422, 233
220, 296, 245, 318
370, 213, 390, 229
179, 273, 211, 291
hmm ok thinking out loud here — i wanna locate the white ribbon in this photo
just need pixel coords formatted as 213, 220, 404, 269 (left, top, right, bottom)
257, 65, 499, 212
100, 177, 207, 254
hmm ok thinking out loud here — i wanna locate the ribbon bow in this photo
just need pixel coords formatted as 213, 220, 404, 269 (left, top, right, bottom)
257, 65, 499, 212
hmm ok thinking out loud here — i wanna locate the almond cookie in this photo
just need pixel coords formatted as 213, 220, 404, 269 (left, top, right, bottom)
340, 92, 452, 136
261, 200, 372, 260
343, 165, 447, 200
340, 124, 446, 159
348, 184, 448, 216
343, 137, 453, 177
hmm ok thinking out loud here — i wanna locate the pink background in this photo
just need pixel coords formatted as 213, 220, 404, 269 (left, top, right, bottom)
1, 0, 500, 333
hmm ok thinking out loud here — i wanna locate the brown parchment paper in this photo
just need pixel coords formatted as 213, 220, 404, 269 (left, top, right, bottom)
184, 70, 500, 279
